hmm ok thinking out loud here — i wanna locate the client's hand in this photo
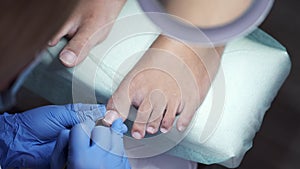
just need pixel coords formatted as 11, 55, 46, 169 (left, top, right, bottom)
49, 0, 126, 67
51, 119, 131, 169
104, 35, 224, 139
0, 103, 105, 169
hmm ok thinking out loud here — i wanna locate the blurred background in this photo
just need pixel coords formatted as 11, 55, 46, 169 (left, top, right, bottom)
198, 0, 300, 168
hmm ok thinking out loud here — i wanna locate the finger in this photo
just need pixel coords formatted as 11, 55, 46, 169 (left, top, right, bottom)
105, 87, 132, 124
59, 23, 107, 67
111, 118, 128, 135
67, 103, 106, 122
176, 104, 197, 132
51, 130, 70, 169
69, 124, 91, 150
22, 105, 80, 138
91, 126, 112, 152
160, 100, 180, 133
68, 103, 105, 112
111, 119, 127, 156
110, 132, 125, 156
52, 104, 103, 129
131, 99, 153, 139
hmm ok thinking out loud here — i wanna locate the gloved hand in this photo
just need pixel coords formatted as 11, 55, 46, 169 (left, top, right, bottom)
0, 103, 105, 169
51, 118, 131, 169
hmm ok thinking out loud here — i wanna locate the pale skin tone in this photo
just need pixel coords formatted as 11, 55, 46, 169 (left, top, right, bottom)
49, 0, 251, 139
161, 0, 252, 28
49, 0, 127, 67
105, 36, 224, 139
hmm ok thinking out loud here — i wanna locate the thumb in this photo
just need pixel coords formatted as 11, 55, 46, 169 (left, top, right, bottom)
111, 118, 128, 135
65, 103, 106, 123
51, 130, 70, 169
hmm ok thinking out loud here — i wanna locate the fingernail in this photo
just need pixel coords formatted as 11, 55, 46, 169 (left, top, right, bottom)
132, 132, 142, 140
147, 126, 156, 134
160, 127, 169, 133
60, 50, 76, 65
178, 125, 186, 132
104, 110, 120, 125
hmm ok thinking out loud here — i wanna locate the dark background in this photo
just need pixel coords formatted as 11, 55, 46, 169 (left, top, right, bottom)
199, 0, 300, 168
13, 0, 300, 168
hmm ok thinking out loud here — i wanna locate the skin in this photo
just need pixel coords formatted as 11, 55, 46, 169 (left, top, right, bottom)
48, 0, 127, 67
0, 0, 251, 140
161, 0, 253, 28
105, 35, 223, 139
49, 0, 250, 139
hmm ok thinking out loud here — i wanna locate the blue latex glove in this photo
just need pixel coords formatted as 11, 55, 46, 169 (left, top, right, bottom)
0, 103, 105, 169
51, 118, 131, 169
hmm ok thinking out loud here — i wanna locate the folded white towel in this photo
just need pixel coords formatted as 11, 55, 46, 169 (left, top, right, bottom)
23, 0, 291, 167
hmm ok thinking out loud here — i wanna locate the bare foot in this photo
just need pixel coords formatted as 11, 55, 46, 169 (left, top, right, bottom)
105, 35, 224, 139
48, 0, 126, 67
